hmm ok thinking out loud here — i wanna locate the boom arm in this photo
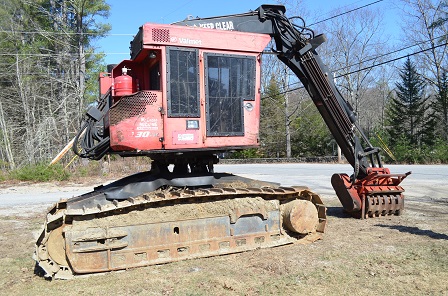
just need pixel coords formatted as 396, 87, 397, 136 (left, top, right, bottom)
174, 5, 410, 217
174, 4, 376, 179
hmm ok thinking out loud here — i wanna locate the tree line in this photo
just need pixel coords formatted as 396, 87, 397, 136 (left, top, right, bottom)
0, 0, 447, 171
0, 0, 110, 170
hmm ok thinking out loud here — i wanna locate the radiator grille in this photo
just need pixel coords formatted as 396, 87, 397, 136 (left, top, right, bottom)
152, 28, 170, 43
110, 91, 158, 125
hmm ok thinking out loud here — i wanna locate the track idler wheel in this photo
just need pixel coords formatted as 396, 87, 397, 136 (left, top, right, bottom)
47, 227, 69, 266
282, 200, 319, 234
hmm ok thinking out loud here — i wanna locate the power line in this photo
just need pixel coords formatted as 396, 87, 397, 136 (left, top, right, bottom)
9, 31, 436, 59
162, 0, 195, 21
3, 39, 447, 80
332, 34, 447, 74
0, 52, 128, 56
308, 0, 384, 26
9, 42, 444, 92
262, 41, 448, 99
6, 34, 440, 71
0, 30, 132, 36
5, 16, 437, 62
338, 41, 448, 78
1, 2, 442, 88
0, 0, 385, 36
264, 34, 447, 93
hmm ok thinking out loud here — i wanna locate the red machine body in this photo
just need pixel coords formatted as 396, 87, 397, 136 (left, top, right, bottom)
102, 24, 270, 154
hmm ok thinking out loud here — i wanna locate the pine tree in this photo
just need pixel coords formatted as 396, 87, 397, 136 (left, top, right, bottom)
260, 76, 286, 157
434, 71, 448, 140
386, 57, 435, 148
291, 99, 332, 157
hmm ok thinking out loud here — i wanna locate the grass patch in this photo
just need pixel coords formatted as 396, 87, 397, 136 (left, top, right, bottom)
1, 157, 153, 183
9, 163, 70, 182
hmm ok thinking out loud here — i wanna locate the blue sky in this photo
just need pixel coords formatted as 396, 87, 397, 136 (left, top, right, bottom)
95, 0, 401, 65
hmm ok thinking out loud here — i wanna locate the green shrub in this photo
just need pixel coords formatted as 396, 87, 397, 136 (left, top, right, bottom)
430, 139, 448, 163
382, 136, 448, 164
70, 160, 101, 178
0, 171, 7, 182
9, 163, 70, 182
228, 148, 261, 159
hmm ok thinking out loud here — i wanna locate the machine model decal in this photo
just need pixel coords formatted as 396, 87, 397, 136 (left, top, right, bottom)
197, 21, 235, 31
132, 118, 160, 138
170, 36, 203, 45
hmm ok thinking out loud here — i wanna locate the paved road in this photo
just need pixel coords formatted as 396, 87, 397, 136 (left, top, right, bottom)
216, 163, 447, 201
0, 163, 446, 213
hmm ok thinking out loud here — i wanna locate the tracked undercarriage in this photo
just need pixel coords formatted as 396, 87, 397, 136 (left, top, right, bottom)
34, 171, 327, 279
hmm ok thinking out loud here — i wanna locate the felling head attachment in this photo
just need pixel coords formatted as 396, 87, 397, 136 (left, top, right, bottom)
332, 168, 411, 219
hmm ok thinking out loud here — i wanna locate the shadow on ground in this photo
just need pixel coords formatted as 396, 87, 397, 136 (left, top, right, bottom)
375, 224, 448, 240
325, 206, 353, 218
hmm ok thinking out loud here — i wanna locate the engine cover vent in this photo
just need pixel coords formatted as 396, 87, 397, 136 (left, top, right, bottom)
152, 28, 170, 43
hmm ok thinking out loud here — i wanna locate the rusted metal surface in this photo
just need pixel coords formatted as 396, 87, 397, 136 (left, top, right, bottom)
332, 167, 410, 219
34, 185, 326, 279
363, 194, 404, 218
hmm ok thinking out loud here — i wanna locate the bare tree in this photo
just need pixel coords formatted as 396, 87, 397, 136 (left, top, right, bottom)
317, 6, 391, 134
259, 1, 309, 158
0, 0, 110, 167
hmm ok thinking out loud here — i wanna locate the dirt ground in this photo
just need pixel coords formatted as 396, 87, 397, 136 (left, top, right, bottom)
0, 164, 447, 296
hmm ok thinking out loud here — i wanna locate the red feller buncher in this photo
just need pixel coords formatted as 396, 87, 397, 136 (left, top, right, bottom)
34, 5, 410, 279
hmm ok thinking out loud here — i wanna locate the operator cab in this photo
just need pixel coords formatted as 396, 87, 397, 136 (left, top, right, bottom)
99, 24, 271, 155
